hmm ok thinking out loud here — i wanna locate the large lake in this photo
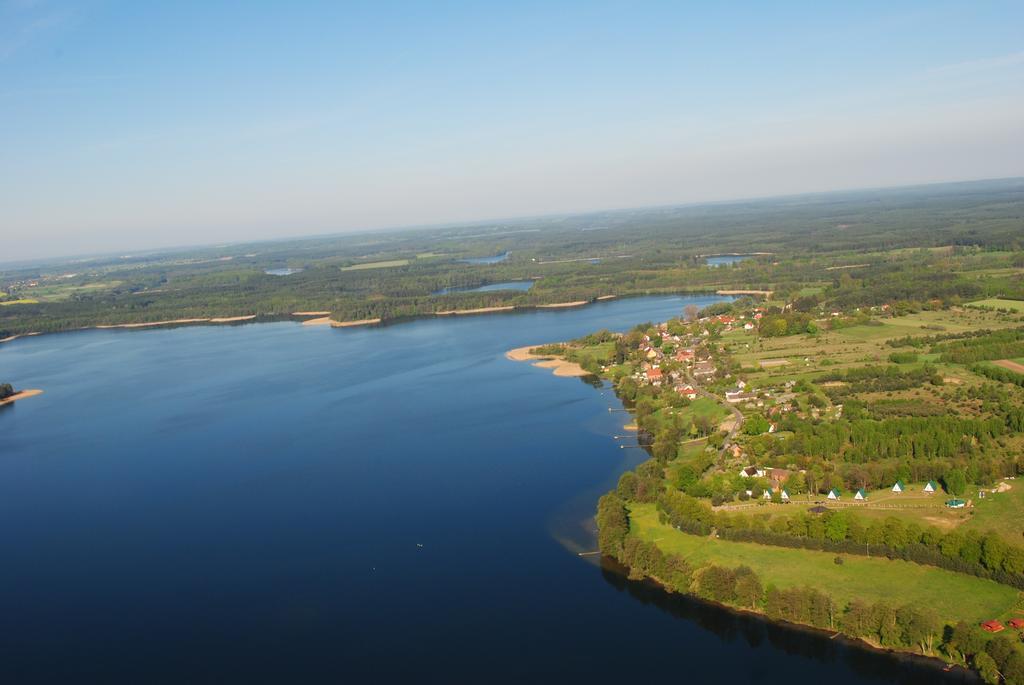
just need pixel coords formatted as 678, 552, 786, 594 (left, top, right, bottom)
0, 296, 969, 683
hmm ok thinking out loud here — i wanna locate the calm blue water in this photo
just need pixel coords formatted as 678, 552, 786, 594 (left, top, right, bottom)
706, 255, 750, 267
433, 280, 534, 295
0, 296, 968, 684
460, 251, 509, 264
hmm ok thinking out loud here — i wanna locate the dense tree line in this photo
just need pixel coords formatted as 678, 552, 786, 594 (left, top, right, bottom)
971, 362, 1024, 388
817, 364, 943, 395
935, 328, 1024, 364
887, 328, 995, 349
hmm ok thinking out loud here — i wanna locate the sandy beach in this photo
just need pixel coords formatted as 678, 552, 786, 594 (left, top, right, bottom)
435, 306, 516, 316
332, 318, 381, 327
0, 389, 43, 406
93, 315, 257, 329
209, 315, 257, 323
95, 318, 211, 329
596, 295, 616, 301
302, 316, 381, 327
505, 345, 589, 377
0, 332, 40, 344
537, 301, 588, 309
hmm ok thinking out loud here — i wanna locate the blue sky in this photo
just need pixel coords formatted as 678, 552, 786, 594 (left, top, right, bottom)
1, 1, 1023, 260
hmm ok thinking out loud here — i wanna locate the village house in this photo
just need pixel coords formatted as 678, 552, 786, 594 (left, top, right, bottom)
923, 481, 937, 494
676, 384, 697, 400
693, 360, 717, 377
645, 367, 664, 386
827, 488, 840, 500
891, 480, 905, 494
725, 389, 756, 404
981, 620, 1005, 633
854, 488, 867, 500
675, 348, 695, 363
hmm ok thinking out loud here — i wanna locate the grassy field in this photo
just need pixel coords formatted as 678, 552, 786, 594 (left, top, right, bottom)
340, 259, 411, 271
717, 480, 1024, 540
24, 281, 123, 302
629, 503, 1021, 625
962, 482, 1024, 544
0, 299, 39, 306
968, 298, 1024, 313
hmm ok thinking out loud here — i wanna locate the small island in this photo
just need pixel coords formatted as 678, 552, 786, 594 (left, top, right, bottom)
518, 293, 1024, 684
0, 383, 43, 407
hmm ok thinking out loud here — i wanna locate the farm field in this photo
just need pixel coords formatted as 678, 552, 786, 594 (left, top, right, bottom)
962, 481, 1024, 544
629, 503, 1020, 625
725, 308, 1020, 386
340, 259, 411, 271
968, 298, 1024, 313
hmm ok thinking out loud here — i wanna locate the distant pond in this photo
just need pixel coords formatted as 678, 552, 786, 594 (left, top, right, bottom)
705, 255, 751, 267
264, 268, 303, 276
460, 252, 510, 265
433, 280, 534, 295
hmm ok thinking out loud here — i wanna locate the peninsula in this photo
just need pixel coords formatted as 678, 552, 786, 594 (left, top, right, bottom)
519, 282, 1024, 683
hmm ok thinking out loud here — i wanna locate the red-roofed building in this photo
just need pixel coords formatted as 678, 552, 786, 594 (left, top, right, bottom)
645, 367, 663, 385
981, 620, 1005, 633
675, 349, 695, 362
1008, 618, 1024, 629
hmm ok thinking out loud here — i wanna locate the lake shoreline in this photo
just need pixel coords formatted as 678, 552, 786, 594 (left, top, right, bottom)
605, 557, 971, 680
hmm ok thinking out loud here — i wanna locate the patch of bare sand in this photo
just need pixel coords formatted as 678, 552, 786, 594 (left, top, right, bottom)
506, 344, 588, 377
302, 316, 380, 327
532, 358, 588, 377
332, 318, 380, 328
95, 318, 210, 329
209, 315, 256, 323
538, 301, 588, 308
0, 389, 43, 406
435, 306, 515, 316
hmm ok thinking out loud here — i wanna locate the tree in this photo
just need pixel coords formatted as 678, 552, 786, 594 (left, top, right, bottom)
0, 383, 13, 400
943, 469, 967, 497
744, 414, 771, 435
734, 568, 763, 610
897, 606, 939, 654
973, 652, 1000, 685
1002, 651, 1024, 685
985, 634, 1015, 672
980, 533, 1008, 572
949, 621, 989, 661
